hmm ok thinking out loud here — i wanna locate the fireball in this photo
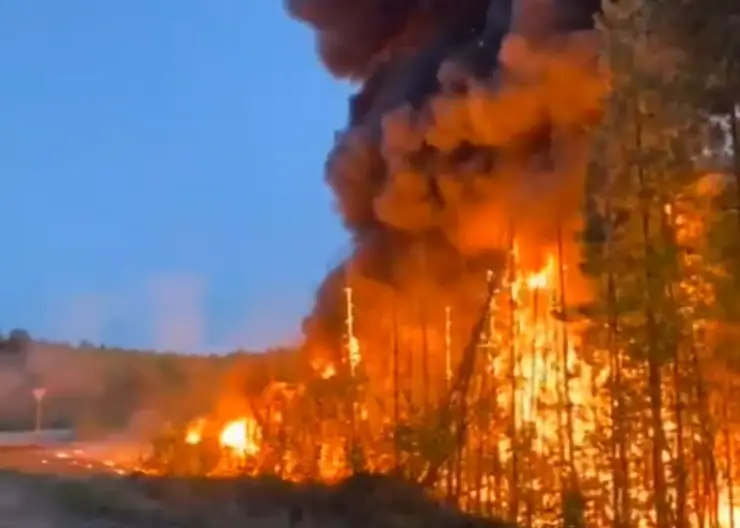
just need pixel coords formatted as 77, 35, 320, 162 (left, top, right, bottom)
219, 418, 261, 456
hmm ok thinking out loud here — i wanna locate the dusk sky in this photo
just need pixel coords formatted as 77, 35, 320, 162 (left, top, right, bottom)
0, 1, 352, 352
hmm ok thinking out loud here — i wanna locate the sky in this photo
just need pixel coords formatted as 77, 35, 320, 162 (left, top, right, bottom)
0, 1, 352, 352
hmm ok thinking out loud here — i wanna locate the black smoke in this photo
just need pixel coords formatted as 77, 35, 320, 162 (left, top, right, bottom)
287, 0, 606, 359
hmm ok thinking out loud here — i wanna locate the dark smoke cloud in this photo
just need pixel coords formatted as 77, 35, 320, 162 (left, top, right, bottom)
288, 0, 606, 359
288, 0, 601, 80
287, 0, 491, 79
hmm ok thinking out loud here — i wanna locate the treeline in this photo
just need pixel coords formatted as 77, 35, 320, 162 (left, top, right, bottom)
0, 329, 299, 435
567, 0, 740, 526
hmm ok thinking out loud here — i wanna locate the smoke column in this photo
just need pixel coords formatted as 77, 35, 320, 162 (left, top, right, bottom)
287, 0, 607, 362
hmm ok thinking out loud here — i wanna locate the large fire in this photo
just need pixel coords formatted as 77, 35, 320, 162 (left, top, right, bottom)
159, 238, 740, 527
182, 416, 261, 470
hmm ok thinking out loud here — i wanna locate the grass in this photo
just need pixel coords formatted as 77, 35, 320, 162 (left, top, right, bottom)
50, 475, 165, 522
0, 469, 514, 528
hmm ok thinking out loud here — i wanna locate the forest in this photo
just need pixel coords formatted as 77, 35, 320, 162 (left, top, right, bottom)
0, 330, 297, 435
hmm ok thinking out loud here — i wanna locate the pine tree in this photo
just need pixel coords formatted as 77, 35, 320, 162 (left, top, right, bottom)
584, 0, 708, 525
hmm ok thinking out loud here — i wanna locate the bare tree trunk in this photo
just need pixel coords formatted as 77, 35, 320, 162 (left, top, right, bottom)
557, 225, 576, 476
690, 342, 717, 528
643, 358, 670, 528
616, 352, 632, 526
392, 297, 400, 470
454, 441, 464, 506
662, 198, 687, 528
673, 354, 688, 528
507, 228, 520, 523
421, 309, 430, 413
418, 245, 430, 413
724, 391, 736, 528
475, 430, 485, 514
692, 425, 705, 528
729, 104, 740, 234
494, 442, 503, 516
634, 107, 670, 528
419, 273, 497, 488
604, 202, 630, 527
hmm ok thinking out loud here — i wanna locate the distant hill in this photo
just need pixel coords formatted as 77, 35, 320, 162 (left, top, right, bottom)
0, 329, 300, 435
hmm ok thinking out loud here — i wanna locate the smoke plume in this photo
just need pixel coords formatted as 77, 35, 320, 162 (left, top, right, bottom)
287, 0, 607, 361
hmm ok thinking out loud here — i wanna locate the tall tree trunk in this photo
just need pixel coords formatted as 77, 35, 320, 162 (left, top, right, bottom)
616, 352, 631, 526
607, 271, 630, 526
724, 388, 735, 528
421, 309, 429, 413
673, 353, 688, 528
392, 297, 400, 470
635, 105, 670, 528
494, 443, 503, 515
729, 104, 740, 234
663, 198, 687, 528
605, 202, 630, 526
690, 341, 718, 527
692, 424, 705, 528
647, 358, 670, 528
419, 273, 497, 488
418, 245, 430, 413
557, 225, 576, 476
507, 228, 520, 522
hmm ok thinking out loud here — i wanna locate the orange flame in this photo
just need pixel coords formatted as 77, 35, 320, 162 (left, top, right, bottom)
183, 416, 261, 458
219, 418, 260, 456
321, 363, 337, 379
184, 419, 204, 445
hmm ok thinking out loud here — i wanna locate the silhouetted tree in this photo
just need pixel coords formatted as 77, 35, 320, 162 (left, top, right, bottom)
6, 328, 31, 353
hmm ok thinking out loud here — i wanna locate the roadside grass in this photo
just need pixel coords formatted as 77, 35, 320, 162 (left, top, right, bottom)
50, 475, 164, 522
0, 470, 514, 528
0, 470, 173, 525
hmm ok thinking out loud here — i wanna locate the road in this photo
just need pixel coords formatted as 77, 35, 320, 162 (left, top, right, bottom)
0, 431, 156, 527
0, 429, 148, 477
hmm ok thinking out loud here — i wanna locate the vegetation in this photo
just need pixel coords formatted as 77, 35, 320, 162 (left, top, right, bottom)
0, 330, 298, 434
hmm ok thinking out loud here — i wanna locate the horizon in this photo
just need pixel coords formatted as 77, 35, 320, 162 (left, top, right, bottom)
1, 2, 353, 353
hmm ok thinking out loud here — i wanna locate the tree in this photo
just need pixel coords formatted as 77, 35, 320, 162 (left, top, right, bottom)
1, 328, 32, 357
582, 0, 708, 525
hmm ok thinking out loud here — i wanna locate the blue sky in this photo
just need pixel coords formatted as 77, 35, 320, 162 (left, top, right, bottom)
0, 1, 352, 352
